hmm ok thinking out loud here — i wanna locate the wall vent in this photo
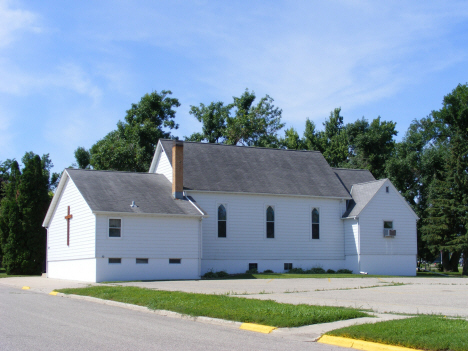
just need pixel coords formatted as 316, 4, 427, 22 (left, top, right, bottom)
383, 229, 396, 237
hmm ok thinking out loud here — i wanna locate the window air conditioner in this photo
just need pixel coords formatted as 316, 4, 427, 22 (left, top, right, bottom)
383, 229, 396, 237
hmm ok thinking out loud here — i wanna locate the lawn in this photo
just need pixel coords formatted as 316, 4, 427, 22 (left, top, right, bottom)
57, 285, 370, 328
326, 315, 468, 351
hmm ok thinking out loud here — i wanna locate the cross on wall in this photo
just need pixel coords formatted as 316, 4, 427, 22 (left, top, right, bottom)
65, 206, 73, 246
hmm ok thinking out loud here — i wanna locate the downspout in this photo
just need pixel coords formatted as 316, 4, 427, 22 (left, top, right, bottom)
198, 218, 203, 278
356, 216, 361, 273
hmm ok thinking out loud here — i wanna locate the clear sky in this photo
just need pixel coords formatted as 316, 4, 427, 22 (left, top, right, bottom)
1, 0, 468, 172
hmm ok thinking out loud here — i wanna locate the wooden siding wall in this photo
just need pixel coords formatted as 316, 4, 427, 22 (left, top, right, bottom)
47, 177, 96, 261
190, 191, 345, 260
359, 181, 417, 256
95, 215, 200, 259
155, 148, 172, 181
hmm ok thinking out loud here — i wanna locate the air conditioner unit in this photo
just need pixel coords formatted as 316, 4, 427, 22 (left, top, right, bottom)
383, 229, 396, 237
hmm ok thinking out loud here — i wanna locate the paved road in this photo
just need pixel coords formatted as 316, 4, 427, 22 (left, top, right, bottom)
0, 285, 345, 351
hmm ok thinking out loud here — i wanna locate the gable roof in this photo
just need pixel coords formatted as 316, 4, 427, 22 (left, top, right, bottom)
333, 168, 376, 194
43, 169, 204, 227
156, 140, 352, 199
342, 179, 387, 218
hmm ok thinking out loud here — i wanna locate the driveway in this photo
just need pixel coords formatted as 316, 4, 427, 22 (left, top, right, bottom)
1, 275, 467, 317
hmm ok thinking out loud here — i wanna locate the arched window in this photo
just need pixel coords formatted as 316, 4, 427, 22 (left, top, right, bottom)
266, 206, 275, 238
312, 208, 319, 239
218, 204, 227, 238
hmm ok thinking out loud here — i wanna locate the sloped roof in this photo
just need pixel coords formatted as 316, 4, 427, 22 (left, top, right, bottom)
342, 179, 387, 218
159, 140, 351, 199
66, 169, 203, 216
333, 168, 376, 194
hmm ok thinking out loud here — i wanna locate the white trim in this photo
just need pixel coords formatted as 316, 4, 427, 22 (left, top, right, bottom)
148, 141, 163, 173
92, 211, 203, 219
184, 191, 208, 217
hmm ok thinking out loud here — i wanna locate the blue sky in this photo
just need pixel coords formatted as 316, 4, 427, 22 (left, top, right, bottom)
1, 0, 468, 172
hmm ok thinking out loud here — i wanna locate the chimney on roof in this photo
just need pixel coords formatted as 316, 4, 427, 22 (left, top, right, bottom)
172, 140, 184, 199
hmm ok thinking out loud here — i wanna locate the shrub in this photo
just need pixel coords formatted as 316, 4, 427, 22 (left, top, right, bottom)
263, 269, 274, 273
246, 268, 258, 274
216, 270, 229, 278
202, 270, 229, 278
326, 269, 336, 274
336, 269, 353, 274
437, 263, 443, 272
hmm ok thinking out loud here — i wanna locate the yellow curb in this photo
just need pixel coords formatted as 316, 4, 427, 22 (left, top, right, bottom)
22, 286, 30, 290
49, 291, 58, 296
328, 278, 331, 282
318, 335, 421, 351
239, 323, 276, 334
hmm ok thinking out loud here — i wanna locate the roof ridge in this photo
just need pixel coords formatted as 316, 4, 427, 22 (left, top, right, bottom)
333, 167, 372, 172
160, 139, 322, 153
353, 178, 387, 186
66, 168, 158, 175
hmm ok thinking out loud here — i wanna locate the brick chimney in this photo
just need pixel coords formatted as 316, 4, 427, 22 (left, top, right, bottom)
172, 140, 184, 199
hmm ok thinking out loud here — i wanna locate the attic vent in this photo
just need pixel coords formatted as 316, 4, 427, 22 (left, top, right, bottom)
130, 201, 138, 208
383, 229, 396, 237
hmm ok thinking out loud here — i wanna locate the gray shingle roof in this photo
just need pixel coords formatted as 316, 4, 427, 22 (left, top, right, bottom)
333, 168, 376, 194
342, 179, 387, 218
159, 140, 352, 199
66, 169, 202, 216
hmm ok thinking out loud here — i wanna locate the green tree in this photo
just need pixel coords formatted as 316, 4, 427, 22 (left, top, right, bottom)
74, 147, 91, 169
225, 89, 284, 147
0, 154, 50, 274
421, 83, 468, 274
280, 127, 304, 150
302, 118, 325, 152
186, 102, 228, 143
90, 90, 180, 171
346, 117, 397, 178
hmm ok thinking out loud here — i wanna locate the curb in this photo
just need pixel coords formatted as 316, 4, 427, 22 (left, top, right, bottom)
239, 323, 276, 334
318, 335, 421, 351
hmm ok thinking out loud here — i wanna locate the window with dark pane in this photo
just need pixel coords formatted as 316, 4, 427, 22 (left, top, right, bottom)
266, 206, 275, 238
109, 218, 121, 237
312, 208, 320, 239
249, 263, 258, 271
218, 204, 227, 238
384, 221, 393, 229
284, 263, 293, 271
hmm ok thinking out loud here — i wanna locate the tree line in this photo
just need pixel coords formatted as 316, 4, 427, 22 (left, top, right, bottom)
1, 84, 467, 274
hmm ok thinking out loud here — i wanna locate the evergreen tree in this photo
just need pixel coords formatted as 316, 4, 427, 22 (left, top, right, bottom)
0, 155, 50, 274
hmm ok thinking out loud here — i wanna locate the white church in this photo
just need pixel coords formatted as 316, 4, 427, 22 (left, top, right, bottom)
43, 140, 418, 282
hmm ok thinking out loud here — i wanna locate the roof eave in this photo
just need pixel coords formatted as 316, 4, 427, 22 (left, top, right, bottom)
185, 189, 352, 200
92, 210, 206, 218
42, 170, 70, 228
148, 141, 163, 173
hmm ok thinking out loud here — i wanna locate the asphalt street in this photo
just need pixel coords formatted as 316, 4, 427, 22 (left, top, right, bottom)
0, 285, 345, 351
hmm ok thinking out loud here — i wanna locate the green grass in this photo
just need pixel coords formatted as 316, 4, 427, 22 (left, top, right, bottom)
57, 285, 370, 328
327, 315, 468, 351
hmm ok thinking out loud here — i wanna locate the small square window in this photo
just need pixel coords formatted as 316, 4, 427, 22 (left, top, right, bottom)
169, 258, 181, 264
384, 221, 393, 229
108, 258, 121, 264
109, 218, 121, 237
284, 263, 293, 271
248, 263, 258, 271
136, 258, 148, 264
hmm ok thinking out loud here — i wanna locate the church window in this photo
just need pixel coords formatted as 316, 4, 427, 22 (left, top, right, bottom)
312, 208, 320, 239
218, 204, 227, 238
266, 206, 275, 238
109, 218, 121, 237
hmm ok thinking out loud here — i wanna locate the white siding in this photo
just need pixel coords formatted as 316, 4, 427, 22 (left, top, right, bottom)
155, 149, 172, 182
47, 177, 95, 262
344, 218, 359, 256
190, 192, 346, 262
358, 180, 417, 256
95, 215, 200, 259
48, 258, 96, 282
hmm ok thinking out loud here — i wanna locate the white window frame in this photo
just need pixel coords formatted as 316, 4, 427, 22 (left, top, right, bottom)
383, 220, 394, 229
216, 203, 228, 239
108, 217, 123, 239
265, 204, 276, 239
310, 206, 321, 241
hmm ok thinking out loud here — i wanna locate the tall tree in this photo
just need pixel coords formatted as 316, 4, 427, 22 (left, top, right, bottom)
90, 90, 180, 171
186, 102, 228, 143
0, 154, 50, 274
421, 83, 468, 274
280, 127, 304, 150
74, 147, 91, 169
302, 118, 324, 152
346, 117, 397, 178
